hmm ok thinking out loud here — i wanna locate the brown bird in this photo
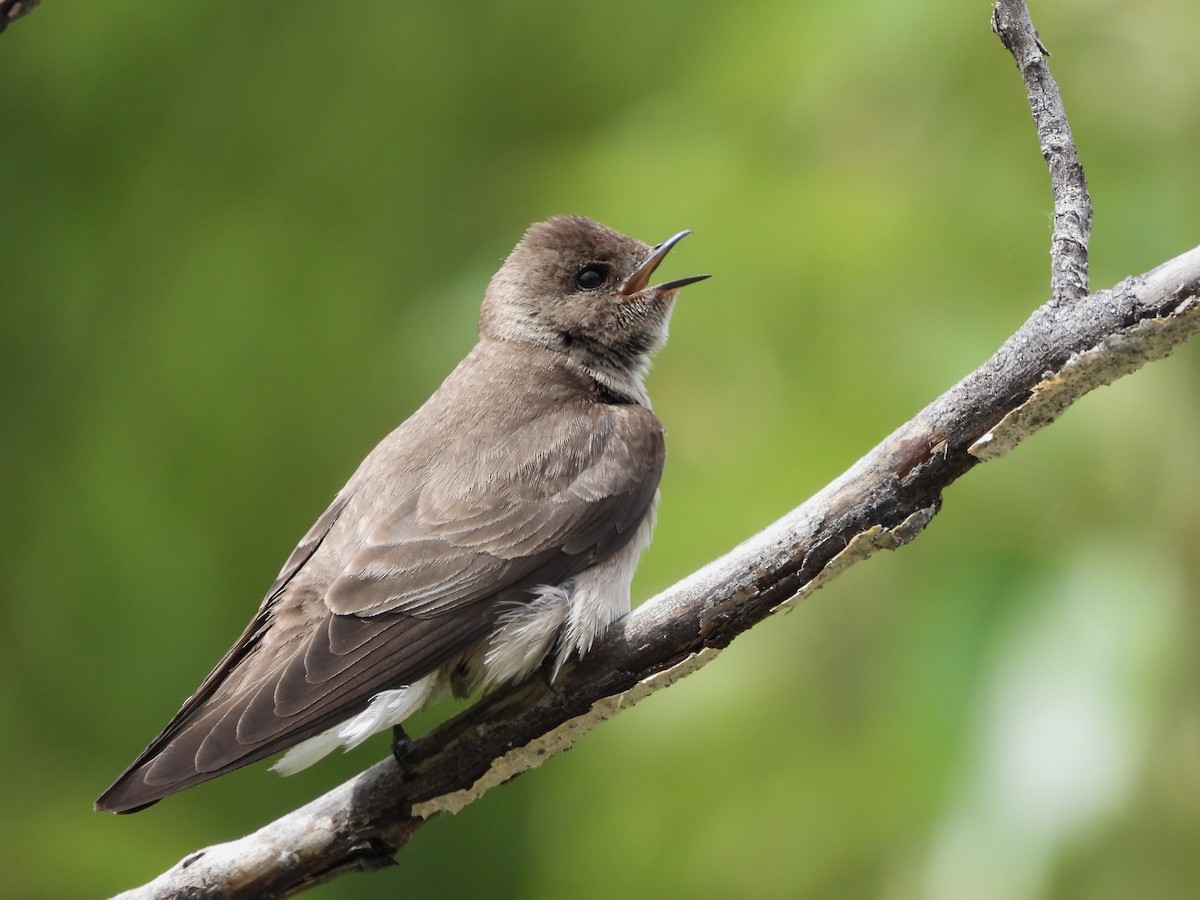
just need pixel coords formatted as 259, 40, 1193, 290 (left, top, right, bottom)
96, 215, 708, 813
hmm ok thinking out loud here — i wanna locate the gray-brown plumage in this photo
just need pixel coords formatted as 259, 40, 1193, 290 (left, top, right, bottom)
96, 215, 707, 813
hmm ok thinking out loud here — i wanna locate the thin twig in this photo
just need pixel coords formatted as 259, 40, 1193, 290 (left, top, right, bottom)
992, 0, 1093, 304
0, 0, 39, 34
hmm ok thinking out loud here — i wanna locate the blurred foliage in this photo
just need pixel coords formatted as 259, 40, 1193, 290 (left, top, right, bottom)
1, 1, 1198, 898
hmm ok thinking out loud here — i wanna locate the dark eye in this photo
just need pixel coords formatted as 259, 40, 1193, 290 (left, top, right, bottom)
575, 264, 608, 291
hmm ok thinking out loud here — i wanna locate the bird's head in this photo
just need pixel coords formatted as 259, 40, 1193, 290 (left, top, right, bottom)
480, 216, 708, 381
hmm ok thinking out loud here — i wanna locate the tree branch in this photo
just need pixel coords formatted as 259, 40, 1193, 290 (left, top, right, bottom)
992, 0, 1093, 304
110, 3, 1199, 897
0, 0, 39, 34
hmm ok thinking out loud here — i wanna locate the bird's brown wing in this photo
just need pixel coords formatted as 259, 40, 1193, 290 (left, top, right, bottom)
96, 401, 662, 813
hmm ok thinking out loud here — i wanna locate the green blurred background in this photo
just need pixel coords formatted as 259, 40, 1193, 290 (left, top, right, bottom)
2, 1, 1198, 897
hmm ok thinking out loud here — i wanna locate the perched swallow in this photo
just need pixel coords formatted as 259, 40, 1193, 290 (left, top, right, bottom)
96, 215, 708, 813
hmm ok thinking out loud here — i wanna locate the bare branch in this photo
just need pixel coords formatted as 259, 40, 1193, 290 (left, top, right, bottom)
0, 0, 39, 34
992, 0, 1093, 304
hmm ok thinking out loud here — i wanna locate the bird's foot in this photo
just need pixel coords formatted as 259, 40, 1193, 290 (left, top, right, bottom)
538, 654, 565, 695
391, 724, 412, 763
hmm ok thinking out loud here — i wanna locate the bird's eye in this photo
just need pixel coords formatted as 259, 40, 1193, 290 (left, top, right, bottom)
575, 265, 608, 291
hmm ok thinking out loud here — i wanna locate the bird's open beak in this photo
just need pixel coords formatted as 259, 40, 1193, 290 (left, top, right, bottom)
619, 230, 711, 296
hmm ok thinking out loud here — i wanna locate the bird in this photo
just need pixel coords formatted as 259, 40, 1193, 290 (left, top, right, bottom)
95, 215, 708, 813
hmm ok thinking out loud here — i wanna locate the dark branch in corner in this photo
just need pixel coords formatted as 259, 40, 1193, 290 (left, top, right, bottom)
110, 3, 1198, 897
991, 0, 1093, 304
0, 0, 39, 34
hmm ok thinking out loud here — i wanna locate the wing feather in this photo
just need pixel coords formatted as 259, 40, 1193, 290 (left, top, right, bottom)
96, 388, 663, 812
